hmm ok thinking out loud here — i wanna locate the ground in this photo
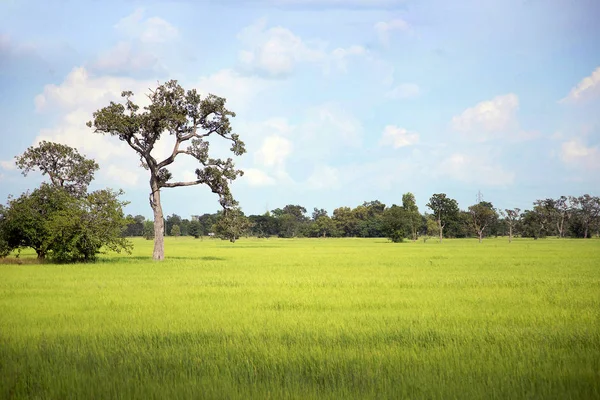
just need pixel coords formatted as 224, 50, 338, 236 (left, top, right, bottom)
0, 237, 598, 399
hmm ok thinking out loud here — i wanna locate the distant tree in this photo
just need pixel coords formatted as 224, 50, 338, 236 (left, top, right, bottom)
15, 141, 99, 197
426, 217, 439, 238
165, 214, 182, 236
402, 192, 421, 240
180, 219, 191, 236
87, 80, 246, 260
332, 207, 359, 237
382, 205, 409, 243
533, 199, 560, 237
520, 209, 544, 239
427, 193, 459, 243
248, 212, 278, 238
468, 201, 498, 243
170, 224, 181, 237
554, 196, 571, 238
213, 207, 251, 242
573, 194, 600, 239
312, 215, 337, 238
125, 214, 146, 237
188, 220, 202, 238
312, 208, 328, 221
501, 208, 521, 243
143, 221, 155, 240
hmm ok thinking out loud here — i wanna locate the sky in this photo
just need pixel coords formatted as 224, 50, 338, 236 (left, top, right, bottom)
1, 0, 599, 219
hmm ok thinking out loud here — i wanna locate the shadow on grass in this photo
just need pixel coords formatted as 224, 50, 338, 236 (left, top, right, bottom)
98, 255, 227, 263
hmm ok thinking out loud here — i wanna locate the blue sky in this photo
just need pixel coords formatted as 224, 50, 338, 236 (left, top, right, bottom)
1, 0, 599, 219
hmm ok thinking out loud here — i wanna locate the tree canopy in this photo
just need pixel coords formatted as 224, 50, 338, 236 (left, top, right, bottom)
15, 141, 99, 197
87, 80, 246, 260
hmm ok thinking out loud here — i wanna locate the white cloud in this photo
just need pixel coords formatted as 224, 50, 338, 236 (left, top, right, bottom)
330, 45, 367, 72
386, 83, 420, 99
35, 67, 152, 112
92, 41, 163, 74
90, 9, 178, 74
560, 139, 600, 170
238, 19, 326, 77
255, 135, 293, 167
0, 160, 16, 171
194, 69, 272, 113
242, 168, 276, 187
379, 125, 419, 148
238, 19, 369, 78
560, 66, 600, 103
310, 102, 363, 147
438, 153, 515, 187
106, 165, 141, 186
114, 8, 178, 44
374, 18, 410, 46
451, 93, 519, 141
306, 164, 340, 189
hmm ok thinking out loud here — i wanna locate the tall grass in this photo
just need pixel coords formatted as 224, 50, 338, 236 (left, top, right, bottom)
1, 237, 599, 399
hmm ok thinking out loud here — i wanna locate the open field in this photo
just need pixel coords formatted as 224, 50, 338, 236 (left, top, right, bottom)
1, 237, 599, 399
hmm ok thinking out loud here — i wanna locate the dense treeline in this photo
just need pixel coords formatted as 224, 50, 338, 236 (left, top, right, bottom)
127, 193, 600, 242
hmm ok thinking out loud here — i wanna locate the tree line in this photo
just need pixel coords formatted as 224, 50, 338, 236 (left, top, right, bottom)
127, 193, 600, 243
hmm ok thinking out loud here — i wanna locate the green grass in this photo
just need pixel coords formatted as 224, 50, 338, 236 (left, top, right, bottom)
1, 237, 599, 399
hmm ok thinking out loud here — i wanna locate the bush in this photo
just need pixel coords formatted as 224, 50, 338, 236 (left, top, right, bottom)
389, 229, 405, 243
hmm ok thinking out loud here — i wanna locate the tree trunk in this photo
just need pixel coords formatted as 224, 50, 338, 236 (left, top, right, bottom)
438, 219, 443, 243
478, 231, 483, 243
509, 226, 513, 243
150, 179, 165, 261
584, 226, 589, 239
36, 249, 45, 260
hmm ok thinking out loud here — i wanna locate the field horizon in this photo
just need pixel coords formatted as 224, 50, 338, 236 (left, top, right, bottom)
1, 237, 599, 399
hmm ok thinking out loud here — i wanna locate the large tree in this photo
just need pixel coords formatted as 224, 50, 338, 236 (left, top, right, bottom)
15, 141, 99, 197
426, 193, 459, 243
87, 80, 246, 260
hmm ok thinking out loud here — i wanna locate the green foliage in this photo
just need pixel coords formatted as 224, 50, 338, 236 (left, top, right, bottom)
188, 220, 202, 239
170, 224, 181, 237
388, 229, 405, 243
143, 221, 155, 240
0, 238, 599, 398
468, 201, 498, 242
427, 193, 460, 242
213, 208, 251, 242
87, 80, 247, 260
0, 184, 132, 262
15, 141, 99, 197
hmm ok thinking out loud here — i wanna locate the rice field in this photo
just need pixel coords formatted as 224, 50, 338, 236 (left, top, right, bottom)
0, 237, 599, 399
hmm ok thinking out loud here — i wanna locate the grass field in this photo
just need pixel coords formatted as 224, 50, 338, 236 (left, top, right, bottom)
0, 237, 599, 399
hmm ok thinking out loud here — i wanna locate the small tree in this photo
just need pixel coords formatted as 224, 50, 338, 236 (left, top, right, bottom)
188, 220, 202, 239
15, 141, 99, 197
170, 224, 181, 237
88, 80, 246, 260
468, 201, 497, 243
501, 208, 521, 243
402, 192, 421, 241
143, 221, 155, 240
213, 207, 250, 242
427, 193, 459, 243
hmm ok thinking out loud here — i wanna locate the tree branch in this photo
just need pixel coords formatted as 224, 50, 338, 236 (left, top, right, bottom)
161, 180, 202, 188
